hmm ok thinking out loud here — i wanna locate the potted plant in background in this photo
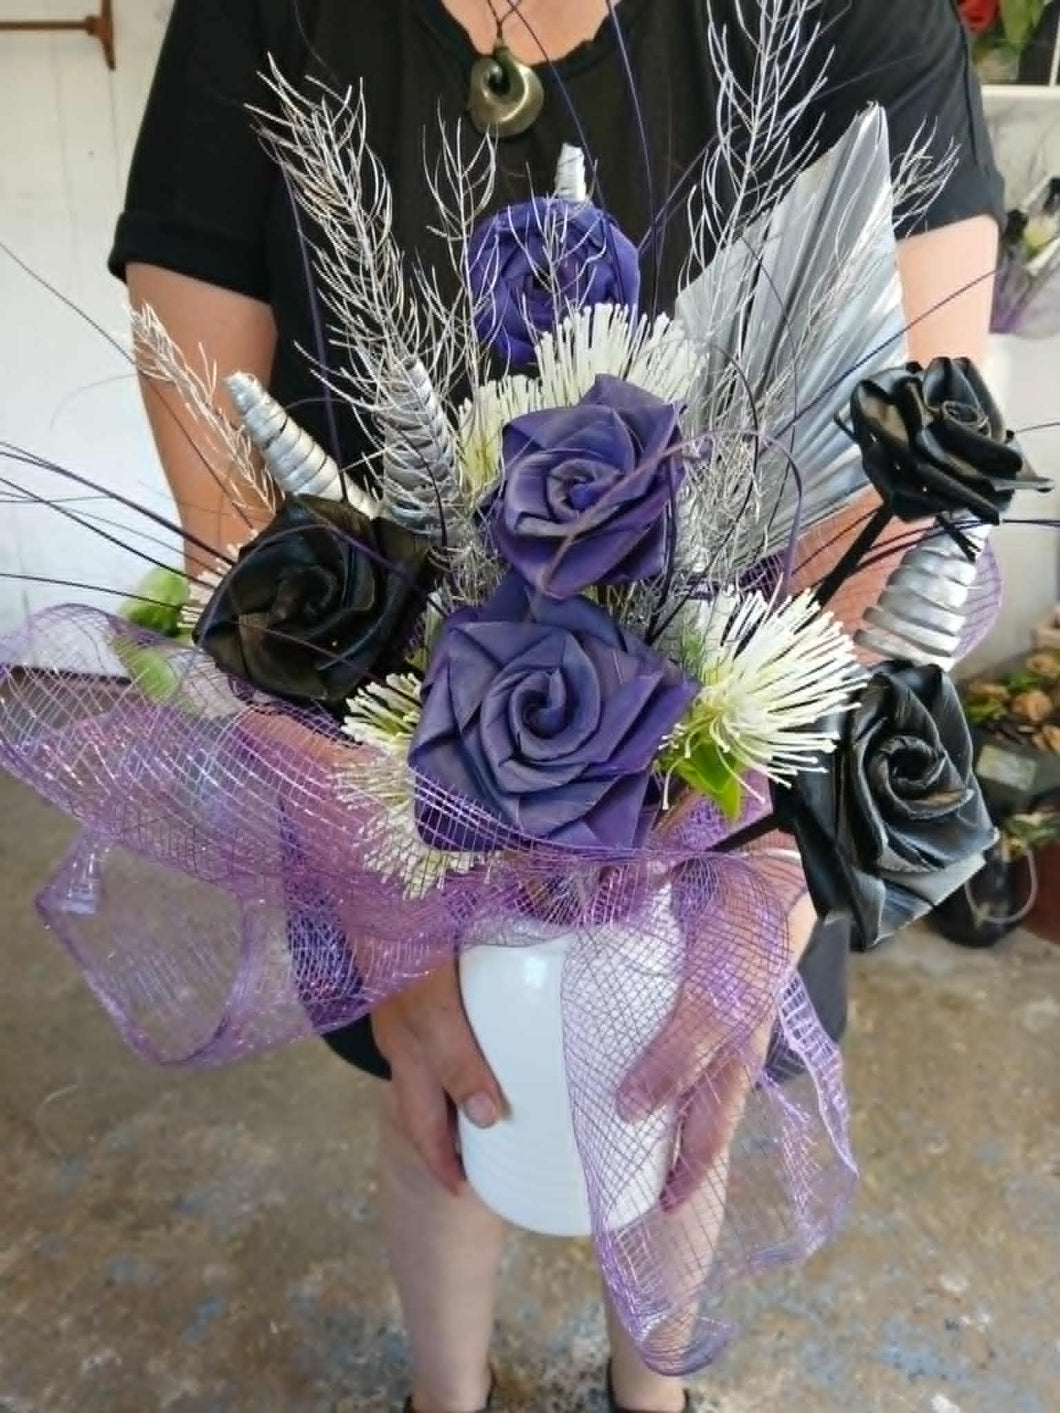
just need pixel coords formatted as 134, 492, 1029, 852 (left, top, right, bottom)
933, 649, 1060, 947
960, 0, 1056, 83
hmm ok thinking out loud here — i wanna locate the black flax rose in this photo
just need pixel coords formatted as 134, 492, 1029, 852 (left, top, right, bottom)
850, 356, 1050, 524
194, 496, 436, 709
772, 661, 997, 950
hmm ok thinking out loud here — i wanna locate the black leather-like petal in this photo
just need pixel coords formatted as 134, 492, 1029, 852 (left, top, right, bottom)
194, 496, 436, 709
772, 661, 997, 950
849, 356, 1050, 525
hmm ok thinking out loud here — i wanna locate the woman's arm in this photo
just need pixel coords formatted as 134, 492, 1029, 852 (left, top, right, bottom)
897, 214, 998, 364
127, 264, 278, 570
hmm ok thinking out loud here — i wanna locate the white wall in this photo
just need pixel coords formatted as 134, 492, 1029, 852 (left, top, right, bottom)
967, 90, 1060, 672
968, 333, 1060, 674
0, 1, 175, 643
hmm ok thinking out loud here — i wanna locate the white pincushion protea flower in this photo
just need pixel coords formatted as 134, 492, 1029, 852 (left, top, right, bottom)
341, 674, 479, 898
535, 303, 695, 412
458, 374, 542, 493
342, 671, 423, 753
669, 589, 864, 785
457, 304, 697, 493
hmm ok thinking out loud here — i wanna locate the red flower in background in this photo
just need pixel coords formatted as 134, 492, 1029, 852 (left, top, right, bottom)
959, 0, 1001, 34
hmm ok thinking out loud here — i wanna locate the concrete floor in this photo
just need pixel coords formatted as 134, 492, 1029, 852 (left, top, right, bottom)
1, 772, 1058, 1413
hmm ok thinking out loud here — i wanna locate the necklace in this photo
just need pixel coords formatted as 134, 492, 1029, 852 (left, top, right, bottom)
467, 0, 546, 139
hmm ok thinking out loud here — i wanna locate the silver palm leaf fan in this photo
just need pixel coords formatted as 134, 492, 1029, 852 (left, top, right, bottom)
674, 106, 908, 571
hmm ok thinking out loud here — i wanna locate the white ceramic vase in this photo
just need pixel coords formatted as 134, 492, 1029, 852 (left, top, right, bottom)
457, 884, 680, 1238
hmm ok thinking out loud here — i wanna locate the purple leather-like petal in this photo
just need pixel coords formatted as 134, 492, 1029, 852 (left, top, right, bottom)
410, 574, 695, 851
491, 377, 686, 598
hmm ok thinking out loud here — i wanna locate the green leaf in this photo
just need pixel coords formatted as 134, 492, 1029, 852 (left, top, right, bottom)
965, 699, 1006, 726
120, 567, 189, 639
113, 569, 194, 704
670, 739, 744, 821
1000, 0, 1045, 49
1003, 669, 1043, 693
111, 636, 183, 704
712, 770, 744, 822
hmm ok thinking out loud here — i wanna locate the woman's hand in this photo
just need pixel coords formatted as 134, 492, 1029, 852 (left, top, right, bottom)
372, 961, 506, 1195
620, 885, 818, 1212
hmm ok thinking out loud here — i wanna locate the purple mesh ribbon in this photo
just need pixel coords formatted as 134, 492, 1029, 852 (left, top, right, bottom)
0, 552, 1002, 1370
959, 541, 1002, 656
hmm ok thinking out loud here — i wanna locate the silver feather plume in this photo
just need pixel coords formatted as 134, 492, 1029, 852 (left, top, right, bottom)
379, 358, 464, 545
855, 522, 992, 672
226, 372, 379, 519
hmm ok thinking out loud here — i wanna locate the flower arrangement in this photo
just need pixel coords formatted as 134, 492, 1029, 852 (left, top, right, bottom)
964, 649, 1060, 746
0, 28, 1054, 1375
175, 104, 1044, 901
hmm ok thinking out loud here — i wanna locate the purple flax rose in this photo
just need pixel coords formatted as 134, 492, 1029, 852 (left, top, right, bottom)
489, 375, 686, 599
409, 574, 697, 852
468, 197, 641, 368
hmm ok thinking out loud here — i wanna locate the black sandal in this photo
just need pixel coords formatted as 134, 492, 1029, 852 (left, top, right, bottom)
403, 1376, 495, 1412
402, 1404, 493, 1413
606, 1363, 691, 1413
403, 1401, 493, 1412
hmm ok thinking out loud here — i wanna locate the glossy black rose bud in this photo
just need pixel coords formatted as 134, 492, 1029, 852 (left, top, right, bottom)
850, 357, 1050, 525
772, 661, 997, 950
194, 496, 436, 709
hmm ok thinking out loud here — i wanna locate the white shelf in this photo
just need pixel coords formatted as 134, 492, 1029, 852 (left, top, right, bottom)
983, 84, 1060, 101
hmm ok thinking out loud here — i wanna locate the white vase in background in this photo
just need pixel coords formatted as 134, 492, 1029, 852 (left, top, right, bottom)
457, 883, 680, 1238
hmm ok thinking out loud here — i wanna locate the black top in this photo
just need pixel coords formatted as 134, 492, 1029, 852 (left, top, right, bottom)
110, 0, 1004, 465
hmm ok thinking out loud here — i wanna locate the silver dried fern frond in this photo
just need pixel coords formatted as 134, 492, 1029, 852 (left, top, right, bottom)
674, 109, 909, 576
423, 114, 499, 395
656, 0, 830, 583
673, 4, 953, 582
254, 67, 491, 561
685, 0, 827, 286
890, 121, 960, 236
254, 65, 459, 431
131, 305, 276, 517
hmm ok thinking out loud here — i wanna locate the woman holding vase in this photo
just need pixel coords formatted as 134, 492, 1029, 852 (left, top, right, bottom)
110, 1, 1002, 1408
